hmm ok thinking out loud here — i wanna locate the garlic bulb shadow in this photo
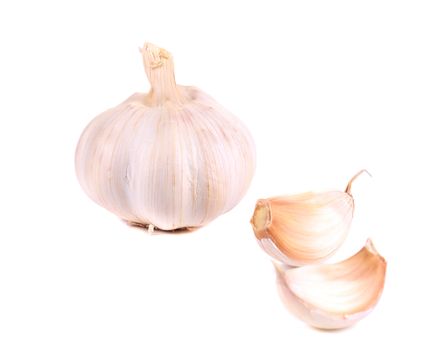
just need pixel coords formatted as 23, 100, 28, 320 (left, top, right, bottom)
75, 43, 256, 231
274, 239, 386, 330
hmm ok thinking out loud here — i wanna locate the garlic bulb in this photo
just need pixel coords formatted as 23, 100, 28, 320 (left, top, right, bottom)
250, 170, 368, 266
275, 239, 386, 329
75, 43, 256, 231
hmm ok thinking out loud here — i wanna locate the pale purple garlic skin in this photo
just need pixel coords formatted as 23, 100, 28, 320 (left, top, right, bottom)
75, 43, 256, 231
275, 239, 387, 329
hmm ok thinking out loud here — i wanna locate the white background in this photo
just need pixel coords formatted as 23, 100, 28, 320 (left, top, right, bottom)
1, 0, 428, 349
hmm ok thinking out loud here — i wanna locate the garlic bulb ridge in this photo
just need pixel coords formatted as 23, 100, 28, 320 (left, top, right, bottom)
75, 43, 256, 231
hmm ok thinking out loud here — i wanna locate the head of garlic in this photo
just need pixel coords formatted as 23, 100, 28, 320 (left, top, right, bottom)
250, 170, 368, 266
75, 43, 256, 231
275, 239, 386, 329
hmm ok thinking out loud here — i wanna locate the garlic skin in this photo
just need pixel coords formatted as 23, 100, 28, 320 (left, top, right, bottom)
75, 43, 256, 231
250, 171, 367, 266
275, 239, 386, 330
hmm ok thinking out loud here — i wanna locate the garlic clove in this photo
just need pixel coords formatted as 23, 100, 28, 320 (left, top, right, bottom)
250, 170, 368, 266
275, 239, 387, 330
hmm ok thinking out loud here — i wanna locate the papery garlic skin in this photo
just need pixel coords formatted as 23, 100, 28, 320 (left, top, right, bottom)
75, 43, 256, 231
275, 239, 386, 329
251, 171, 367, 266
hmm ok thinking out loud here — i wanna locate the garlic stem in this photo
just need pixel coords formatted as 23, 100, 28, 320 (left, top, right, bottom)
140, 42, 184, 106
345, 169, 372, 195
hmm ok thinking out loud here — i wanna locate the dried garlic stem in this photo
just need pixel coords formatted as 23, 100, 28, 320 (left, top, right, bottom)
140, 42, 184, 105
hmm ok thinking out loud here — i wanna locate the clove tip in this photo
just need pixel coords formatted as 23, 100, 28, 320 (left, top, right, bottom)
364, 238, 387, 265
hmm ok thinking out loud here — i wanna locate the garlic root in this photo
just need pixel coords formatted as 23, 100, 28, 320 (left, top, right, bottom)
275, 239, 387, 329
